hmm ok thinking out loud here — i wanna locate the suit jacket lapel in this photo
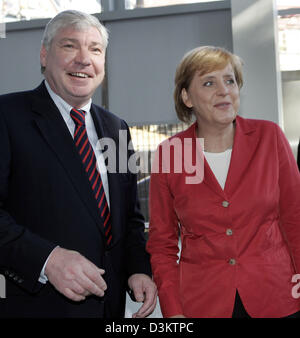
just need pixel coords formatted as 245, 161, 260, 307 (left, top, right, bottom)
199, 116, 258, 199
31, 82, 107, 239
224, 116, 258, 196
186, 122, 225, 197
203, 158, 226, 197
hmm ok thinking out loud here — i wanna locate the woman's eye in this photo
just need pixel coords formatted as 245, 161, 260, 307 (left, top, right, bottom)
64, 44, 74, 49
226, 78, 235, 85
203, 81, 213, 87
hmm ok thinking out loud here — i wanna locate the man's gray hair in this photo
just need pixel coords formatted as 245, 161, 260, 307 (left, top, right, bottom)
40, 10, 108, 73
41, 10, 109, 51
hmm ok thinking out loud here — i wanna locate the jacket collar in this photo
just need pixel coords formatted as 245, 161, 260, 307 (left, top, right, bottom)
223, 115, 258, 196
182, 116, 258, 198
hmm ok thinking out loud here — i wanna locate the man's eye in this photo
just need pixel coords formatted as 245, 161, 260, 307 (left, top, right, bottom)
92, 48, 102, 53
64, 44, 74, 49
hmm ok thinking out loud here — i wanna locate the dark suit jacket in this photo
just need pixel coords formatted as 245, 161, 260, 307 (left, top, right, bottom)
0, 82, 151, 318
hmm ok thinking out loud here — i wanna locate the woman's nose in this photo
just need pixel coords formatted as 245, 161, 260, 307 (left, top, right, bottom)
216, 81, 229, 96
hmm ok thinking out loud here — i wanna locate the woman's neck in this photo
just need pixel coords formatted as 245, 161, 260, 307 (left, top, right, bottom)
196, 122, 235, 153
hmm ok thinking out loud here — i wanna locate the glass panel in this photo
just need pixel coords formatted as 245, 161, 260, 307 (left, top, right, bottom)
130, 122, 190, 222
277, 0, 300, 10
0, 0, 101, 23
125, 0, 224, 10
278, 14, 300, 71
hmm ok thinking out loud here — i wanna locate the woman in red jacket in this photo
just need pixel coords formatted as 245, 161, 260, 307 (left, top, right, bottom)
147, 46, 300, 318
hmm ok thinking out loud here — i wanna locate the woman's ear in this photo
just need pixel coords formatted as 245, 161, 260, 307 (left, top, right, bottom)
181, 88, 193, 108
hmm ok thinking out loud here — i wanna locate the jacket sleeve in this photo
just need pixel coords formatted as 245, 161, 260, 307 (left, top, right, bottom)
276, 124, 300, 273
146, 146, 183, 317
0, 108, 56, 293
122, 121, 152, 279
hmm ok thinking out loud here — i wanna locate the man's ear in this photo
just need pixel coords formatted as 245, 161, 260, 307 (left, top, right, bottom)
40, 45, 48, 68
181, 88, 193, 108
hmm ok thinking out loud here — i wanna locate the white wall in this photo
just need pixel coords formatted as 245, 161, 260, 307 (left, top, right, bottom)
282, 71, 300, 159
231, 0, 283, 125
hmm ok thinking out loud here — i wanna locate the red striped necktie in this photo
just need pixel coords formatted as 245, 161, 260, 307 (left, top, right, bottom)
70, 108, 112, 245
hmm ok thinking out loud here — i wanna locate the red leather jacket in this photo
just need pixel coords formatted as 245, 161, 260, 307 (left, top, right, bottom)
147, 116, 300, 318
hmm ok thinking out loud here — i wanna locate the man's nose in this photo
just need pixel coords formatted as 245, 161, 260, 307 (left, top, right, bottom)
74, 48, 91, 66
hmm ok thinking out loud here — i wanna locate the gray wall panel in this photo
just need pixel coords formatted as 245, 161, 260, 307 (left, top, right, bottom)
105, 9, 232, 125
231, 0, 282, 124
0, 3, 231, 125
0, 28, 44, 94
0, 24, 103, 105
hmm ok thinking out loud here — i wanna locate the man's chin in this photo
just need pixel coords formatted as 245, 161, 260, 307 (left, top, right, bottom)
61, 91, 92, 108
68, 87, 94, 99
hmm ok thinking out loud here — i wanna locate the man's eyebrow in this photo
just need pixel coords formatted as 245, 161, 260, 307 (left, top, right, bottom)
58, 38, 103, 46
58, 38, 78, 44
90, 41, 102, 46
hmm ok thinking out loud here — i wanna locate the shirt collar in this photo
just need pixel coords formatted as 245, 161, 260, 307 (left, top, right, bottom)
44, 80, 92, 117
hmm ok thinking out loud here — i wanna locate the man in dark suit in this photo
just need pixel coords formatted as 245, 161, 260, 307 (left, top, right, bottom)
0, 10, 157, 318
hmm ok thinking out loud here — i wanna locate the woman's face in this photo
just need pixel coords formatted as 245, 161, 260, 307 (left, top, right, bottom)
182, 63, 240, 129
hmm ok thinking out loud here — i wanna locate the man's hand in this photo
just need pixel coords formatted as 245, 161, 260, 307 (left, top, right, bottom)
128, 273, 157, 318
45, 247, 107, 301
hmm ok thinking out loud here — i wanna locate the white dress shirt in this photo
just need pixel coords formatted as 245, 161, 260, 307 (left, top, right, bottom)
39, 81, 110, 283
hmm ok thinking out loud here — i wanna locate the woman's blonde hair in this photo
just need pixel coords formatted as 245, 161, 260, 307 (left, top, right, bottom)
174, 46, 244, 123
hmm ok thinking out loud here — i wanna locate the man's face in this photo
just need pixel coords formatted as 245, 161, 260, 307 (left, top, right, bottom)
40, 25, 106, 108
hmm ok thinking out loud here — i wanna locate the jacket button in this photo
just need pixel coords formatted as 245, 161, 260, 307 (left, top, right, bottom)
226, 229, 233, 236
222, 201, 230, 208
229, 258, 236, 265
